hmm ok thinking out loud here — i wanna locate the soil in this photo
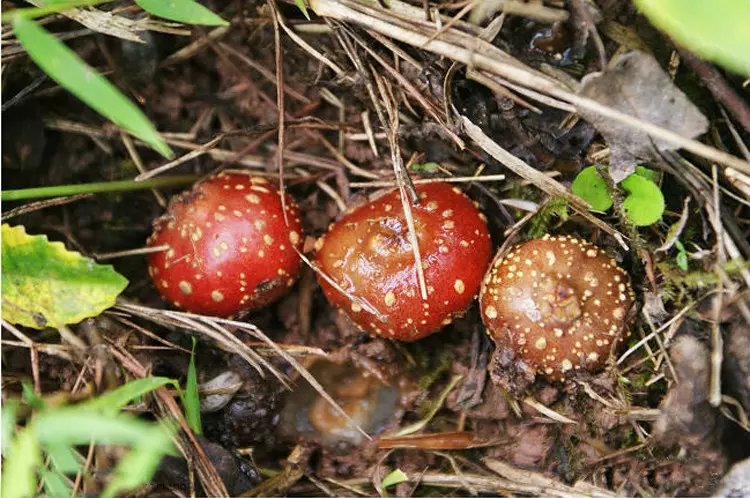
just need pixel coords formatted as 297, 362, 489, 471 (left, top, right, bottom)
2, 0, 750, 496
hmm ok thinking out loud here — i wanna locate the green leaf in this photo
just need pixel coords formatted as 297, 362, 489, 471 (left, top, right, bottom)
408, 161, 440, 173
676, 250, 688, 271
1, 224, 128, 329
620, 174, 665, 226
47, 443, 82, 474
2, 400, 19, 454
40, 467, 73, 498
22, 380, 46, 410
634, 165, 659, 183
184, 337, 202, 434
136, 0, 228, 26
80, 377, 175, 414
1, 427, 42, 498
34, 408, 173, 449
571, 165, 613, 212
12, 17, 172, 157
294, 0, 311, 20
634, 0, 750, 77
102, 441, 171, 498
381, 469, 408, 489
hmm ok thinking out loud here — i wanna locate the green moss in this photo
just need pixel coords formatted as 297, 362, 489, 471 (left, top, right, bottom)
527, 197, 569, 238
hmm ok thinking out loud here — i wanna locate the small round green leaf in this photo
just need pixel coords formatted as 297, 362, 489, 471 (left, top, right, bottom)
571, 165, 613, 212
620, 174, 665, 226
634, 165, 659, 183
1, 224, 128, 329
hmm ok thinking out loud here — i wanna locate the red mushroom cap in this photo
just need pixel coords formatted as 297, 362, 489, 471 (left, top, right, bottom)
315, 182, 492, 341
480, 234, 634, 382
147, 171, 303, 316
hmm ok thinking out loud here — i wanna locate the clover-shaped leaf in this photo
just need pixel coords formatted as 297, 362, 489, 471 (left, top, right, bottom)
570, 165, 665, 226
621, 173, 665, 226
571, 165, 613, 212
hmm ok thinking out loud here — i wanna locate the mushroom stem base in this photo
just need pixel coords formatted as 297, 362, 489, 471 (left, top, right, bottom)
489, 343, 537, 396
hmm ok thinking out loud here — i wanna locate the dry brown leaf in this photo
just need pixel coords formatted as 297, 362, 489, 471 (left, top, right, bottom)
578, 51, 709, 182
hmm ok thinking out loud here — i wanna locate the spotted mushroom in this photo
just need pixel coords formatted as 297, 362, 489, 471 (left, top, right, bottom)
480, 234, 634, 389
147, 171, 303, 316
315, 182, 492, 341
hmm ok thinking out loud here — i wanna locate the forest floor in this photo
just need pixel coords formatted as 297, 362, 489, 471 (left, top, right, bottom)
3, 0, 750, 496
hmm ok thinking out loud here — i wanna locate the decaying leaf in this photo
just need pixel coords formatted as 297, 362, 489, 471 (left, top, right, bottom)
714, 457, 750, 498
653, 334, 716, 446
578, 51, 709, 182
1, 224, 128, 329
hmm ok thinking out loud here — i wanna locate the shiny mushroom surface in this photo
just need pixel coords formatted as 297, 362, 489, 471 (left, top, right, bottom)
315, 182, 492, 341
147, 171, 303, 316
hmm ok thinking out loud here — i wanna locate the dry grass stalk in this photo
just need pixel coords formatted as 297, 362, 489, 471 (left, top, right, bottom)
107, 341, 229, 496
135, 135, 225, 180
116, 302, 373, 441
310, 0, 750, 175
1, 193, 91, 222
522, 396, 578, 425
350, 174, 506, 188
461, 117, 628, 248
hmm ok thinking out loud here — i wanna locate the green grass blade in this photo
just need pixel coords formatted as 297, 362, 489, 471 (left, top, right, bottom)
80, 377, 176, 414
2, 175, 198, 202
35, 408, 176, 450
12, 16, 172, 157
1, 427, 42, 498
136, 0, 228, 26
381, 469, 408, 490
0, 0, 108, 23
1, 400, 19, 453
101, 439, 173, 498
294, 0, 311, 20
22, 381, 46, 410
40, 467, 73, 498
47, 442, 82, 474
184, 337, 202, 434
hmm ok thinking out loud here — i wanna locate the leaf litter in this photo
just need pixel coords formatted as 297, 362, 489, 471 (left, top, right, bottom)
2, 0, 750, 496
578, 51, 709, 181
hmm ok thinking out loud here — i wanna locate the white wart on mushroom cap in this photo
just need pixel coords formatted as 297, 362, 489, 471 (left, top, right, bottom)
480, 234, 635, 381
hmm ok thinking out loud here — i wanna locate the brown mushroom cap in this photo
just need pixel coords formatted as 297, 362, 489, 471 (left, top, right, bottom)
480, 234, 634, 381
